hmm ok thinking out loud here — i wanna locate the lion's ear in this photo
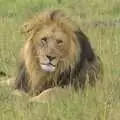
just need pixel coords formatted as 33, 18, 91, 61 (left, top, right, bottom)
75, 29, 95, 62
20, 22, 34, 34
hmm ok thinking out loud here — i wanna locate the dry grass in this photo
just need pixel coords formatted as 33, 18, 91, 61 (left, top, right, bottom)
0, 0, 120, 119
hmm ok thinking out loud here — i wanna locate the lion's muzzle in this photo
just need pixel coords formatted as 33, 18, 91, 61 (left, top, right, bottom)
40, 63, 56, 72
40, 55, 57, 72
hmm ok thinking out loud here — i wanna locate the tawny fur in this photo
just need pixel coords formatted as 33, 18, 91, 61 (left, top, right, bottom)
14, 9, 103, 96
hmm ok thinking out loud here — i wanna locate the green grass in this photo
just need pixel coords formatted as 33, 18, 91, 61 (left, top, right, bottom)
0, 0, 120, 119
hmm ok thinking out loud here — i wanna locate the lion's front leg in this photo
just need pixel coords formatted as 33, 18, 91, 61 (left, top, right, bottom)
29, 87, 71, 103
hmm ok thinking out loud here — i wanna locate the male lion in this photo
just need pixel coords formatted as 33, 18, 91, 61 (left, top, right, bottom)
14, 9, 103, 98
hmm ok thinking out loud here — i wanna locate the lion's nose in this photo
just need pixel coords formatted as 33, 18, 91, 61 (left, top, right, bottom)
46, 55, 56, 61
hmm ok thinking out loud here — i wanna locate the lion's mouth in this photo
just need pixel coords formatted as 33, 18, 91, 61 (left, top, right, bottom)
40, 63, 56, 72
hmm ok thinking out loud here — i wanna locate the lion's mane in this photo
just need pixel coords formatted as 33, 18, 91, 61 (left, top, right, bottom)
14, 9, 103, 96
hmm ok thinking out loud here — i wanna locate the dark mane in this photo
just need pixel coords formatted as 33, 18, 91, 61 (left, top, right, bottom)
57, 29, 96, 89
14, 62, 29, 92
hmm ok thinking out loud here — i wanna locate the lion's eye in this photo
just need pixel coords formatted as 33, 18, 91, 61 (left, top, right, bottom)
41, 37, 47, 43
56, 39, 63, 45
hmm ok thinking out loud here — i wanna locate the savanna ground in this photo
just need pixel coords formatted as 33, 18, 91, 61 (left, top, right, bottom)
0, 0, 120, 119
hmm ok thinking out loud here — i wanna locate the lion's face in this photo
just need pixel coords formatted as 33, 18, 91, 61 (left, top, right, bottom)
33, 24, 71, 72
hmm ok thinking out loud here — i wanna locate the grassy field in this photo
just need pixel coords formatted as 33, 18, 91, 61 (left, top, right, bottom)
0, 0, 120, 119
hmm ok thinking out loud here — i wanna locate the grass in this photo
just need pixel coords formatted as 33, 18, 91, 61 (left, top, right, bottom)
0, 0, 120, 119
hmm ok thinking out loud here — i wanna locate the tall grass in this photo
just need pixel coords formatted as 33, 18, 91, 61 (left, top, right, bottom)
0, 0, 120, 119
